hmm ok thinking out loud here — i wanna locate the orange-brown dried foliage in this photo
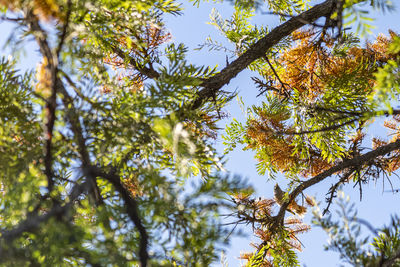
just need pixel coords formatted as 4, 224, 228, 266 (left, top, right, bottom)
233, 192, 310, 266
246, 31, 398, 178
246, 111, 333, 177
373, 115, 400, 173
123, 174, 142, 198
272, 30, 397, 100
0, 0, 63, 21
35, 57, 52, 98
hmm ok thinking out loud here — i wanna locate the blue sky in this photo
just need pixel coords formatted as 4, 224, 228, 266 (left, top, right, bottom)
164, 1, 400, 266
1, 0, 400, 266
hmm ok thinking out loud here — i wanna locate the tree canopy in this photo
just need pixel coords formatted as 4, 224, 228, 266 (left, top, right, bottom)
0, 0, 399, 266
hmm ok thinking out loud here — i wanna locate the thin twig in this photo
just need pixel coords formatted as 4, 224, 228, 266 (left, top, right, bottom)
277, 118, 358, 135
323, 168, 356, 215
263, 55, 289, 98
112, 46, 160, 79
56, 0, 72, 59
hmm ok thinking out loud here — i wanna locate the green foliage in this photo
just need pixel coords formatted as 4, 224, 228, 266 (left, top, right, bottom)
247, 244, 269, 266
313, 191, 400, 266
1, 0, 400, 266
343, 0, 396, 36
371, 58, 400, 111
263, 0, 309, 16
207, 5, 267, 56
313, 192, 371, 265
204, 3, 293, 66
371, 216, 400, 266
0, 0, 249, 266
223, 117, 246, 153
245, 230, 301, 267
191, 0, 308, 12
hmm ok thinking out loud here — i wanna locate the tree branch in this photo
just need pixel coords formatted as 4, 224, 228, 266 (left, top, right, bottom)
272, 138, 400, 231
191, 0, 336, 109
323, 167, 356, 215
89, 166, 149, 267
55, 0, 72, 59
382, 248, 400, 267
27, 11, 58, 192
278, 118, 358, 135
264, 55, 290, 98
57, 81, 148, 266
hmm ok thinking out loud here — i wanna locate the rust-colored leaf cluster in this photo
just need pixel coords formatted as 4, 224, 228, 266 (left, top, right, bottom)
372, 115, 400, 173
246, 109, 333, 177
123, 174, 142, 198
246, 31, 399, 178
269, 30, 398, 100
232, 192, 312, 266
0, 0, 63, 21
35, 58, 52, 98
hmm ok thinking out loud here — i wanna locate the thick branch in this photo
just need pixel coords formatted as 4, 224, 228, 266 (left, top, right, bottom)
57, 83, 91, 165
382, 249, 400, 267
57, 83, 148, 266
192, 0, 335, 109
27, 12, 58, 192
272, 138, 400, 230
57, 81, 103, 206
90, 166, 149, 267
28, 8, 98, 197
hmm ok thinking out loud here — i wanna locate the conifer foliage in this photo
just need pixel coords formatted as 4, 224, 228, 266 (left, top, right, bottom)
0, 0, 400, 266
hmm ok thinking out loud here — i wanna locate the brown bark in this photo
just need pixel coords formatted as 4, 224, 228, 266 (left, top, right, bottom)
192, 0, 336, 109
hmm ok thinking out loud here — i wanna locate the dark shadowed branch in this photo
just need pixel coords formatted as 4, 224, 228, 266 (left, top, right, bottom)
89, 166, 149, 267
27, 11, 58, 193
23, 9, 149, 264
323, 167, 356, 215
382, 248, 400, 267
57, 81, 148, 266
